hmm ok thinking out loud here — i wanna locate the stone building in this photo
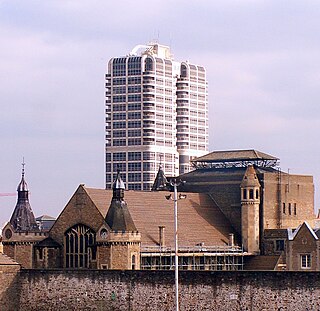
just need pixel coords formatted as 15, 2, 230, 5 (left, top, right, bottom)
1, 149, 318, 271
179, 149, 317, 270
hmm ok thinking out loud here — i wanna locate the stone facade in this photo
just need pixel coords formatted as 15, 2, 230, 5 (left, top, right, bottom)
1, 269, 320, 310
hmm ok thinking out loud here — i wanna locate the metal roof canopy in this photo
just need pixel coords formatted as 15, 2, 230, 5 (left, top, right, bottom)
192, 149, 279, 169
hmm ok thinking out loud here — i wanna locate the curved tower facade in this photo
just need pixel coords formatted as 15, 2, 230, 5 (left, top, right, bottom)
105, 43, 208, 190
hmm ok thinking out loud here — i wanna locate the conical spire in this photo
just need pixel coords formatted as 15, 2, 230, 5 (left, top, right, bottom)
105, 169, 137, 232
9, 161, 39, 231
112, 168, 125, 199
151, 164, 168, 191
240, 165, 260, 188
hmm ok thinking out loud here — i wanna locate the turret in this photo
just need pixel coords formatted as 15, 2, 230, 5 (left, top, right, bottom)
151, 164, 168, 191
105, 170, 137, 232
104, 169, 141, 270
9, 162, 39, 231
240, 165, 260, 254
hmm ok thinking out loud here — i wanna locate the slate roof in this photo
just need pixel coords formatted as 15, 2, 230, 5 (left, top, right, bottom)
105, 199, 138, 232
192, 149, 279, 163
85, 188, 237, 248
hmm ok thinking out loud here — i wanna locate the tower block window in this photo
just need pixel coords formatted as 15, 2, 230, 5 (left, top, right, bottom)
65, 224, 96, 268
255, 189, 259, 199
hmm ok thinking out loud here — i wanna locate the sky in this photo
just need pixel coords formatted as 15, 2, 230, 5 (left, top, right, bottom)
0, 0, 320, 228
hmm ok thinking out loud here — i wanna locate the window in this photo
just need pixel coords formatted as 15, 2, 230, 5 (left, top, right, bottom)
113, 152, 126, 161
65, 224, 96, 268
143, 162, 155, 171
242, 189, 247, 200
113, 130, 126, 138
288, 203, 292, 215
128, 184, 141, 190
128, 152, 141, 161
249, 189, 254, 200
294, 203, 297, 215
113, 121, 126, 129
113, 163, 126, 172
113, 139, 126, 146
113, 113, 126, 120
145, 57, 153, 71
255, 189, 259, 199
131, 254, 136, 270
128, 138, 141, 145
301, 254, 311, 269
275, 240, 285, 252
128, 173, 141, 182
128, 112, 141, 119
128, 121, 141, 128
128, 162, 141, 171
128, 130, 141, 137
283, 203, 286, 214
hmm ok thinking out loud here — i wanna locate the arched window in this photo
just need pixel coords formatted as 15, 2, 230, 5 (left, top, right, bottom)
65, 224, 96, 268
132, 254, 136, 270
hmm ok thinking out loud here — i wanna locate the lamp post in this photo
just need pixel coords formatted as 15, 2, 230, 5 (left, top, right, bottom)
167, 178, 186, 311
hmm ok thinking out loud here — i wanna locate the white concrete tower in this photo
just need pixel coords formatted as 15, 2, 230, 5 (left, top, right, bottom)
240, 165, 261, 254
105, 43, 208, 190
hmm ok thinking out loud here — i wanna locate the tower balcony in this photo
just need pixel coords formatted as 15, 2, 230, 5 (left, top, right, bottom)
143, 103, 156, 111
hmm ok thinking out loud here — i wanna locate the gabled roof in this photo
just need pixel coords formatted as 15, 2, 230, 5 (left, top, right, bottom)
85, 187, 237, 248
288, 222, 318, 240
192, 149, 278, 163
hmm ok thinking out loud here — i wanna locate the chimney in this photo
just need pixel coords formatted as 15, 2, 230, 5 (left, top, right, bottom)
159, 226, 165, 247
228, 233, 234, 247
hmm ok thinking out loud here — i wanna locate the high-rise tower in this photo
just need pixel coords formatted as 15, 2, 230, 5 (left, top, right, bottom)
105, 43, 208, 190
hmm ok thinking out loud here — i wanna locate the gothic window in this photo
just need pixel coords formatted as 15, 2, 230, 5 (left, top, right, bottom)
65, 224, 96, 268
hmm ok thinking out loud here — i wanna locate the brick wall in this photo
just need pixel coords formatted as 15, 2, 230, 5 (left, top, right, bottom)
0, 270, 319, 310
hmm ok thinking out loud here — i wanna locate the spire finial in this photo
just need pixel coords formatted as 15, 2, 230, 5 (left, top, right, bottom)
22, 157, 25, 178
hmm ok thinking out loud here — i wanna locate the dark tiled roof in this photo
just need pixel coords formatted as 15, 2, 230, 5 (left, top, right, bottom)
192, 149, 278, 163
105, 199, 137, 232
85, 188, 237, 248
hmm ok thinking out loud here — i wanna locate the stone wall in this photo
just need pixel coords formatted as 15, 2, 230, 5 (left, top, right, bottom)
0, 264, 20, 311
1, 269, 319, 311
